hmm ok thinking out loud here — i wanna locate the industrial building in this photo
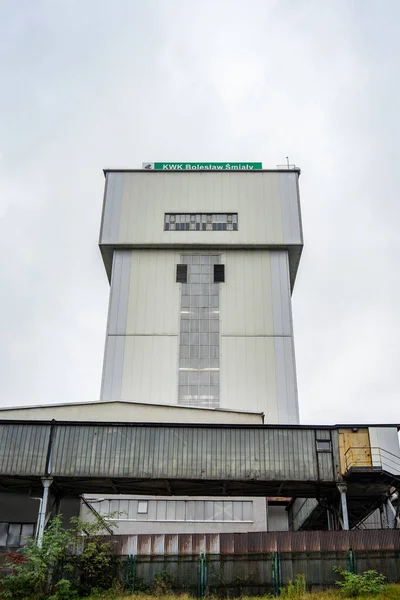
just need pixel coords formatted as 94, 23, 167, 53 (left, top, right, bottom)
0, 164, 399, 553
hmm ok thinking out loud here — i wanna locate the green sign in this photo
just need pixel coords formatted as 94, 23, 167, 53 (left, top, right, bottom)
142, 162, 262, 171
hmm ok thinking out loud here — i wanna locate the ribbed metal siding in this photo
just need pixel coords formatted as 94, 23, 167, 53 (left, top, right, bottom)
315, 429, 335, 481
50, 426, 321, 481
0, 423, 50, 475
100, 171, 302, 248
107, 529, 400, 555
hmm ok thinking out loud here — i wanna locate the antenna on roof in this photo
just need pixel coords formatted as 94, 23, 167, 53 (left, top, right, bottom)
277, 156, 297, 169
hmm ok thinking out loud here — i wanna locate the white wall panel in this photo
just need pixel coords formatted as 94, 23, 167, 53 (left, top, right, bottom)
100, 172, 123, 243
220, 250, 274, 336
275, 337, 299, 424
100, 171, 302, 248
126, 250, 180, 335
270, 251, 293, 336
279, 172, 302, 244
100, 335, 125, 401
107, 251, 132, 335
220, 337, 278, 420
120, 335, 178, 405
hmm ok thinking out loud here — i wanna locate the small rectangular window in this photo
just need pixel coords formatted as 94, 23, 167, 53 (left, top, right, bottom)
176, 264, 188, 283
214, 264, 225, 283
137, 500, 148, 514
316, 440, 332, 452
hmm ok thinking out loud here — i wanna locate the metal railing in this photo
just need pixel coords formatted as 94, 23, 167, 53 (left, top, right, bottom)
344, 446, 400, 475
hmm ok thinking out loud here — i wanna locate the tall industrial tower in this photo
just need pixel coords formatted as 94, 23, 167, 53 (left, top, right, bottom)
99, 165, 303, 424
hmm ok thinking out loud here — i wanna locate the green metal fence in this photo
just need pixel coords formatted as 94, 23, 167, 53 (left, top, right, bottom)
120, 549, 400, 598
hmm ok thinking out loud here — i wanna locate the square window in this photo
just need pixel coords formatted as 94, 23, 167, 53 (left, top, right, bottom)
210, 333, 219, 345
200, 333, 209, 345
180, 345, 189, 358
180, 333, 189, 345
210, 295, 219, 308
179, 371, 188, 385
187, 372, 197, 384
188, 273, 200, 284
199, 320, 210, 333
137, 501, 148, 514
316, 440, 332, 452
7, 524, 21, 547
190, 333, 199, 345
190, 321, 199, 333
210, 372, 219, 384
210, 320, 219, 333
0, 523, 8, 546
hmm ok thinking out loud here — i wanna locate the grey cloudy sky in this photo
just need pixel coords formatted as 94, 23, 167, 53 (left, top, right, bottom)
1, 0, 399, 424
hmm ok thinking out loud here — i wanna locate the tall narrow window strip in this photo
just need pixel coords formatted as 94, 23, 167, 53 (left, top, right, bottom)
178, 255, 220, 409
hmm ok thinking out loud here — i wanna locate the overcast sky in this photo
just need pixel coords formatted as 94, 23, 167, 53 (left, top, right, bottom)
1, 0, 399, 424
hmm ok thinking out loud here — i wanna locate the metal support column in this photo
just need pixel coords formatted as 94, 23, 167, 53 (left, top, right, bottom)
37, 477, 53, 547
387, 496, 400, 529
380, 498, 389, 529
337, 483, 349, 530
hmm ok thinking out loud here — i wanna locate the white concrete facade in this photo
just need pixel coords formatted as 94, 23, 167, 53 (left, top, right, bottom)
99, 170, 302, 424
95, 169, 303, 535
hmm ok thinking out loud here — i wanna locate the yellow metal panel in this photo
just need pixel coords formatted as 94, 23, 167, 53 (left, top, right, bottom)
338, 428, 372, 474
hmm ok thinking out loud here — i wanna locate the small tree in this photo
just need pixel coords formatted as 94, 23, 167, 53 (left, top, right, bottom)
1, 513, 117, 599
334, 567, 386, 597
2, 516, 70, 598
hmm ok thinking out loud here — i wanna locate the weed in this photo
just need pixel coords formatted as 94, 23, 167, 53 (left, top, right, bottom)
334, 566, 386, 597
280, 574, 307, 598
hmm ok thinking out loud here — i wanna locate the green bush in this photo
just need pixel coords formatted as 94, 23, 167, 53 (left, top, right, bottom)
153, 570, 174, 595
0, 514, 117, 599
48, 578, 78, 600
280, 573, 307, 598
334, 567, 386, 597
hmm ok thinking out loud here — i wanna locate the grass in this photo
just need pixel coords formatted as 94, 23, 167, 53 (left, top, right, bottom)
82, 585, 400, 600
